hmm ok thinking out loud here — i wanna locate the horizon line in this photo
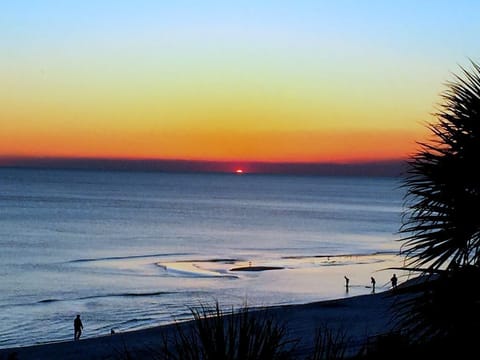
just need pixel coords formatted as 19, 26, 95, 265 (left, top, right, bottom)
0, 156, 408, 177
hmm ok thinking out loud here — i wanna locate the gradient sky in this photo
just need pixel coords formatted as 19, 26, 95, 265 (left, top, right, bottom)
1, 1, 479, 164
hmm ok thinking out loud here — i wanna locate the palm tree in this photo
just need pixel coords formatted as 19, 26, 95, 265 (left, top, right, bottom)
400, 60, 480, 270
395, 60, 480, 349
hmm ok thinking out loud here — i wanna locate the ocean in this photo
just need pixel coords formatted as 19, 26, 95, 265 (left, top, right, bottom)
0, 168, 406, 348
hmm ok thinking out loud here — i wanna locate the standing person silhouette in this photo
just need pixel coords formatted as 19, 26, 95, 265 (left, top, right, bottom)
370, 277, 376, 293
390, 274, 398, 290
344, 276, 350, 291
74, 314, 83, 340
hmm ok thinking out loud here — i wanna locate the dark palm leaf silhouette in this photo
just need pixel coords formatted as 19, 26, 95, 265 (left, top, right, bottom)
395, 61, 480, 347
400, 61, 480, 270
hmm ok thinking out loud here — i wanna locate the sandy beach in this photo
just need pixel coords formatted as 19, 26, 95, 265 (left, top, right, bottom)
0, 289, 402, 360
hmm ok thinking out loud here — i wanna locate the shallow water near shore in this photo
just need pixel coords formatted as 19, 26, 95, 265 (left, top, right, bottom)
0, 168, 406, 348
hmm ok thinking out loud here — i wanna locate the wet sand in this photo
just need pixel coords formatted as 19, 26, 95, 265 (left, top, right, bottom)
0, 290, 403, 360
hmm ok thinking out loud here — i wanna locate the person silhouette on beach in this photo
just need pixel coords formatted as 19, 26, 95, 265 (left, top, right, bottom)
371, 277, 376, 293
344, 276, 350, 290
74, 314, 83, 340
390, 274, 398, 290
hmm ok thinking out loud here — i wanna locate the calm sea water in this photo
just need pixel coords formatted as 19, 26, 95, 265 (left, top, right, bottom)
0, 168, 405, 348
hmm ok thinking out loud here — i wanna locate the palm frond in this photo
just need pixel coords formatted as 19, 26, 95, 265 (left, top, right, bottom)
396, 60, 480, 346
399, 60, 480, 270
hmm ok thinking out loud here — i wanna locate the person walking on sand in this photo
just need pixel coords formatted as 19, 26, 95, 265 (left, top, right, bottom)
371, 277, 376, 293
74, 314, 83, 340
390, 274, 398, 290
344, 276, 350, 290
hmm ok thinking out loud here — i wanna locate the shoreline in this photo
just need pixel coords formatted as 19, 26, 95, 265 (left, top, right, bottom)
0, 289, 402, 360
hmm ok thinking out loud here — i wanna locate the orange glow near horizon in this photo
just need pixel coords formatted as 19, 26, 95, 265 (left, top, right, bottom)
0, 127, 428, 164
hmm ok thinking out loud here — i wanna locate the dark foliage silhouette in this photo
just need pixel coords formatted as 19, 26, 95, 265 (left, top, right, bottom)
396, 60, 480, 347
400, 61, 480, 270
158, 302, 295, 360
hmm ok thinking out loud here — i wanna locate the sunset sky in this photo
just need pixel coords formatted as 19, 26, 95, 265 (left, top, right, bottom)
1, 1, 479, 166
